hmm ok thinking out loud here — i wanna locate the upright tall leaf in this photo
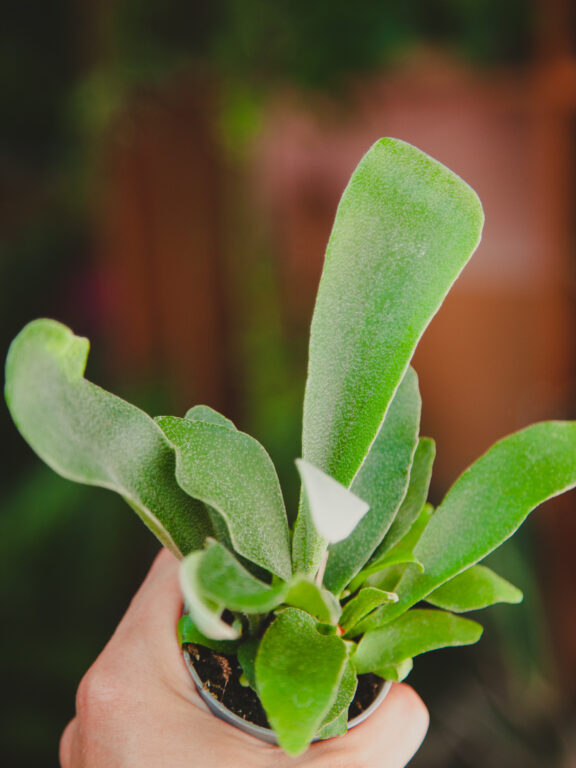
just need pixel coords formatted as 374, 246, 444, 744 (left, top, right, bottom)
322, 368, 421, 592
297, 138, 483, 573
379, 422, 576, 624
350, 504, 434, 592
302, 138, 483, 487
157, 416, 292, 580
4, 319, 213, 556
380, 436, 436, 553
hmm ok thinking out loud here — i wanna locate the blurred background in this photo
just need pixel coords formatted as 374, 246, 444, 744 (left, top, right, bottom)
2, 0, 576, 765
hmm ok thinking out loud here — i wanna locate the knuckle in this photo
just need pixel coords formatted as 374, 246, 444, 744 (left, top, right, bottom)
59, 719, 75, 767
75, 662, 127, 717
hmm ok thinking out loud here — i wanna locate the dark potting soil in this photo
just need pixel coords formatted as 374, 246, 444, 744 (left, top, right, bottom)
185, 643, 269, 727
348, 672, 383, 720
185, 642, 383, 730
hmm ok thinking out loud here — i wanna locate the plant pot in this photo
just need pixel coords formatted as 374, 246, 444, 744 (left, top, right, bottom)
183, 644, 392, 746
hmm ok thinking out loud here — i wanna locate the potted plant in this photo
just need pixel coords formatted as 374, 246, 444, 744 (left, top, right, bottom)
6, 138, 576, 757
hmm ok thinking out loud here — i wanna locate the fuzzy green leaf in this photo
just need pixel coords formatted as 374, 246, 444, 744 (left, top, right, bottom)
318, 660, 357, 736
364, 564, 407, 594
341, 588, 398, 635
353, 609, 483, 674
426, 565, 523, 613
284, 578, 342, 624
349, 504, 433, 595
237, 639, 259, 690
167, 402, 238, 549
184, 404, 236, 429
179, 552, 239, 641
322, 368, 421, 592
255, 608, 348, 755
379, 422, 576, 624
316, 709, 348, 740
198, 540, 286, 613
300, 139, 483, 555
380, 436, 436, 553
177, 615, 239, 654
4, 319, 213, 557
157, 416, 291, 580
376, 658, 413, 682
296, 140, 482, 576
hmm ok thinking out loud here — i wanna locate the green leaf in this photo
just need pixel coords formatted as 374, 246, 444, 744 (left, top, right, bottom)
198, 540, 286, 613
381, 437, 436, 552
364, 564, 407, 594
341, 587, 398, 635
379, 422, 576, 624
376, 658, 413, 682
255, 608, 348, 755
4, 319, 213, 557
160, 404, 238, 551
316, 709, 348, 740
184, 404, 236, 429
316, 622, 339, 636
353, 609, 483, 674
322, 368, 421, 592
237, 639, 259, 690
365, 549, 423, 575
177, 615, 239, 654
426, 564, 523, 613
352, 504, 434, 590
318, 660, 357, 734
157, 416, 292, 580
179, 552, 239, 641
182, 408, 238, 551
284, 577, 342, 624
301, 136, 483, 488
296, 459, 369, 543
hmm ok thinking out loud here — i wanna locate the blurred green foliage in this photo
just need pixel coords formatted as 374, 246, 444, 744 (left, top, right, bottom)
111, 0, 532, 89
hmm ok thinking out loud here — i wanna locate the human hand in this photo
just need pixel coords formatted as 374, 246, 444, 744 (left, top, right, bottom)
60, 549, 429, 767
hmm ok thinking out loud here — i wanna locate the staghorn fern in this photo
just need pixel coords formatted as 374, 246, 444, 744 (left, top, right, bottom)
6, 138, 575, 756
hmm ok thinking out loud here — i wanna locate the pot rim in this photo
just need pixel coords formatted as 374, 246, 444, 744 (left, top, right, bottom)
183, 645, 392, 745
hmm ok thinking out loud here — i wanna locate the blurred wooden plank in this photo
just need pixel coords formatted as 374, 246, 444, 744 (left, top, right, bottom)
98, 78, 231, 411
